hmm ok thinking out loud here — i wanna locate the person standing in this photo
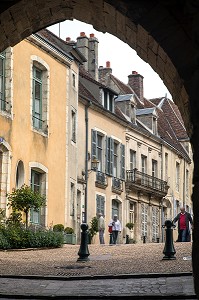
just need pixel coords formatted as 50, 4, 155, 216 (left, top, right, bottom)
98, 213, 105, 244
173, 207, 193, 242
109, 214, 121, 244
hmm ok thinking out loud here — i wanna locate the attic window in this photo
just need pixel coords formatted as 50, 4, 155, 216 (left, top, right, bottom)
102, 89, 114, 112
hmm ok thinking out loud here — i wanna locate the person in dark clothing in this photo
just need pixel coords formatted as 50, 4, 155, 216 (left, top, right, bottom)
173, 207, 193, 242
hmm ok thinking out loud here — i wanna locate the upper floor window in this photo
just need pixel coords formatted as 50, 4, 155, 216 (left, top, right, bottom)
176, 162, 180, 192
71, 108, 76, 143
130, 150, 136, 170
0, 52, 5, 111
0, 48, 12, 114
32, 66, 42, 129
152, 160, 158, 177
96, 194, 105, 215
102, 89, 114, 112
72, 73, 76, 87
186, 169, 189, 198
31, 57, 49, 135
113, 141, 119, 177
141, 155, 147, 173
165, 153, 168, 180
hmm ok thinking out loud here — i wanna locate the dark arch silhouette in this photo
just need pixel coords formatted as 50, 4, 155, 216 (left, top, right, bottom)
0, 0, 199, 296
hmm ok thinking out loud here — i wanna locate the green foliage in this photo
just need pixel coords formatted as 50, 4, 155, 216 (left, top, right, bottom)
0, 224, 64, 249
64, 227, 74, 234
6, 211, 22, 226
53, 224, 64, 232
88, 216, 98, 240
7, 184, 46, 228
0, 209, 6, 224
126, 222, 134, 230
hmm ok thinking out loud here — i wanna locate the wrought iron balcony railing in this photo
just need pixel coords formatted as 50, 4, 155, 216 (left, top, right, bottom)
112, 177, 123, 192
126, 169, 169, 195
95, 171, 108, 188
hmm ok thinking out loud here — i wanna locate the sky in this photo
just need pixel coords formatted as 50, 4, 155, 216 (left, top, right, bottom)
48, 20, 172, 100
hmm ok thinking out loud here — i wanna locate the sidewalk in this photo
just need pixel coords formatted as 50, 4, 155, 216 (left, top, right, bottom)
0, 243, 196, 299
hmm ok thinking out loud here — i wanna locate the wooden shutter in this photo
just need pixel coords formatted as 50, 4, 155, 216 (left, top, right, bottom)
91, 129, 97, 160
120, 144, 125, 180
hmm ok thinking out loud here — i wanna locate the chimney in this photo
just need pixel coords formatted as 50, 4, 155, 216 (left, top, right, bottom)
128, 71, 144, 103
76, 32, 89, 71
88, 33, 99, 80
66, 36, 76, 46
98, 61, 112, 84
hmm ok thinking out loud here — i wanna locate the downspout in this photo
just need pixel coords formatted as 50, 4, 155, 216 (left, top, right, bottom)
183, 158, 186, 207
84, 100, 92, 224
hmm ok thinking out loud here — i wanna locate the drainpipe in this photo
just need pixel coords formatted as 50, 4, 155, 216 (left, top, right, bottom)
84, 101, 92, 224
183, 158, 186, 207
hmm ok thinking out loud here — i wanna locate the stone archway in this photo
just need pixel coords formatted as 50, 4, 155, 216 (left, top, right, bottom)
0, 0, 199, 296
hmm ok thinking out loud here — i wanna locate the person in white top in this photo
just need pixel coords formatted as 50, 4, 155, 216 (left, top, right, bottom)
109, 214, 121, 244
98, 213, 105, 244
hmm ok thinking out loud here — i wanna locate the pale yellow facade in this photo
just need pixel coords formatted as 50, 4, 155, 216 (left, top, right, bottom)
0, 34, 79, 230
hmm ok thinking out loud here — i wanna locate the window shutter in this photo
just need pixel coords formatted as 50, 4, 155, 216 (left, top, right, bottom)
105, 136, 108, 175
91, 129, 97, 160
120, 144, 125, 180
96, 194, 105, 215
109, 137, 114, 176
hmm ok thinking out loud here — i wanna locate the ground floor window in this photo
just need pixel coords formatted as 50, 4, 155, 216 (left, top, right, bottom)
141, 203, 148, 237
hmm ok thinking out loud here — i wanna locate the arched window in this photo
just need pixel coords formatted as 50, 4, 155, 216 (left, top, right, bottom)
16, 160, 25, 188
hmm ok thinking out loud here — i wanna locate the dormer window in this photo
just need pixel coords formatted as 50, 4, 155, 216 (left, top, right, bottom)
102, 89, 114, 112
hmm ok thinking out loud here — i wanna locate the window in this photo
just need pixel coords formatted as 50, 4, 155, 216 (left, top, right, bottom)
32, 67, 43, 129
130, 150, 136, 170
0, 52, 5, 111
102, 89, 114, 112
113, 142, 118, 177
71, 109, 76, 143
165, 153, 168, 180
152, 160, 158, 177
30, 170, 42, 224
16, 160, 24, 188
141, 203, 148, 237
112, 199, 119, 218
152, 206, 159, 241
141, 155, 147, 173
176, 162, 180, 192
72, 73, 76, 87
31, 57, 49, 134
91, 130, 104, 172
129, 202, 134, 224
70, 182, 75, 216
186, 169, 189, 198
96, 194, 105, 215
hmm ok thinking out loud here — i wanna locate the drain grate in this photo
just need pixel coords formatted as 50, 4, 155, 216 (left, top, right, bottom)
55, 265, 92, 270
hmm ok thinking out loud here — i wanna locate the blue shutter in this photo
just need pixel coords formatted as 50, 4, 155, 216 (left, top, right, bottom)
96, 194, 105, 215
120, 144, 125, 180
91, 129, 97, 161
109, 137, 114, 176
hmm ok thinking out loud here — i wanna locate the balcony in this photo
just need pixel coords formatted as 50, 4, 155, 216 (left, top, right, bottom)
112, 177, 123, 194
126, 169, 169, 197
95, 171, 108, 189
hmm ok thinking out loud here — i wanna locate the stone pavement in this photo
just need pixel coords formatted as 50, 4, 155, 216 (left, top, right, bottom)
0, 243, 197, 299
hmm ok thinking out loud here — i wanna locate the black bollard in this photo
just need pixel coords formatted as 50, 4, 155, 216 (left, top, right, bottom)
126, 234, 129, 244
109, 233, 113, 245
162, 220, 176, 260
77, 223, 90, 262
143, 235, 146, 243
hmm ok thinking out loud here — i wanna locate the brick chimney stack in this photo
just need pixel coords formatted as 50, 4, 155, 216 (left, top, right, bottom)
98, 61, 112, 85
128, 71, 144, 103
76, 32, 89, 71
88, 33, 99, 81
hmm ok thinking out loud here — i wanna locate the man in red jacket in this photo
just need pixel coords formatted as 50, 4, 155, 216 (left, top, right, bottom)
173, 207, 193, 242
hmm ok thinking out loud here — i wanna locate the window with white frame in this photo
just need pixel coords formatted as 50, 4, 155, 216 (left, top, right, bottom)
101, 89, 114, 112
96, 194, 105, 215
176, 162, 180, 192
141, 203, 148, 237
31, 58, 49, 134
0, 48, 12, 114
186, 169, 189, 198
91, 130, 104, 173
165, 153, 168, 180
129, 202, 134, 224
71, 108, 76, 143
152, 206, 159, 241
0, 52, 5, 111
130, 149, 136, 170
30, 168, 46, 225
141, 155, 147, 173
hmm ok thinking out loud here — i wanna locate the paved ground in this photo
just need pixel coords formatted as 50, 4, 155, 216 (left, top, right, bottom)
0, 242, 197, 299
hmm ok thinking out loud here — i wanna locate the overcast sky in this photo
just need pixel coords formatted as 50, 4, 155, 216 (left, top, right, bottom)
48, 20, 172, 100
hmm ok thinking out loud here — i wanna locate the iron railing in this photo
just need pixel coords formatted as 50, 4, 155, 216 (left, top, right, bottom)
96, 171, 108, 186
112, 177, 123, 191
126, 169, 169, 194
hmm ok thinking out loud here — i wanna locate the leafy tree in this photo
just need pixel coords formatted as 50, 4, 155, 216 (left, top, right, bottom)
88, 216, 98, 242
7, 185, 45, 228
